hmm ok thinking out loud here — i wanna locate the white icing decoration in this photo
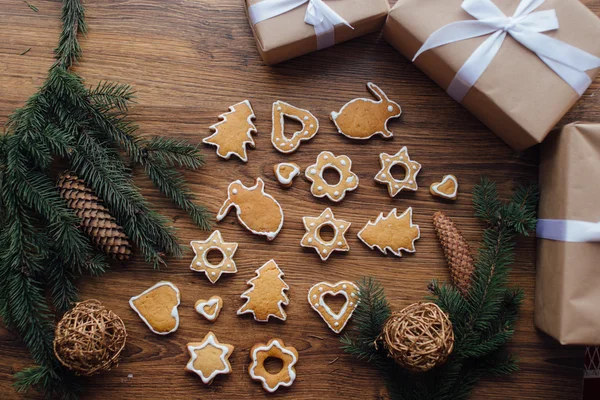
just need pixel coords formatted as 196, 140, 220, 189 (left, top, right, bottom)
232, 188, 238, 194
203, 100, 256, 162
333, 191, 340, 196
249, 340, 297, 393
337, 241, 343, 246
275, 163, 301, 186
388, 105, 394, 112
194, 297, 221, 321
303, 116, 309, 121
431, 175, 459, 199
307, 238, 313, 243
317, 186, 323, 191
129, 281, 180, 335
186, 332, 231, 384
340, 159, 347, 166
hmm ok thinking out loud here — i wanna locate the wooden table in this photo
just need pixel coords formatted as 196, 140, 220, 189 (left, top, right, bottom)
1, 0, 599, 398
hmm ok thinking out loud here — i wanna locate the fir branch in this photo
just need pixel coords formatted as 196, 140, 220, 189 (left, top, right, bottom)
88, 81, 135, 112
142, 136, 205, 169
55, 0, 86, 69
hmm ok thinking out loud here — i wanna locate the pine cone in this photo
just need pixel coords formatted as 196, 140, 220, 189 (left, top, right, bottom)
57, 173, 132, 261
432, 211, 474, 297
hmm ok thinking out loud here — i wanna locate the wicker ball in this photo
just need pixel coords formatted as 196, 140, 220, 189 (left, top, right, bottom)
381, 302, 454, 372
53, 300, 127, 376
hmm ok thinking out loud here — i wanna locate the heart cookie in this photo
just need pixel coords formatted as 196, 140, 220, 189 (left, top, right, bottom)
129, 281, 180, 335
308, 281, 359, 333
274, 162, 300, 188
271, 101, 319, 153
195, 295, 223, 322
430, 175, 458, 200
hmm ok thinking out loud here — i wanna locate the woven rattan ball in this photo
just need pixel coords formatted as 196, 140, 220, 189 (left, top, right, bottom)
53, 300, 127, 376
381, 302, 454, 372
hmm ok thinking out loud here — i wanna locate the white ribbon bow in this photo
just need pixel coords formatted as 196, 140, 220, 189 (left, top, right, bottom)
413, 0, 600, 102
248, 0, 353, 50
537, 219, 600, 243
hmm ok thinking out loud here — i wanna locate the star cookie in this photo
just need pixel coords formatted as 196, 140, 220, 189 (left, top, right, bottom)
274, 162, 300, 188
357, 207, 420, 257
249, 338, 298, 393
375, 147, 421, 197
301, 208, 351, 261
305, 151, 359, 202
195, 295, 223, 322
308, 281, 359, 333
190, 230, 238, 283
430, 175, 458, 200
185, 332, 234, 385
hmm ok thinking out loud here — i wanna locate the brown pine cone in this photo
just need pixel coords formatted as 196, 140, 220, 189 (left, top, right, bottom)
57, 173, 132, 261
432, 211, 474, 297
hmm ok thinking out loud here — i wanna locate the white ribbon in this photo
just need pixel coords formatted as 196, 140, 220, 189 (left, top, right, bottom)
537, 219, 600, 243
413, 0, 600, 102
248, 0, 353, 50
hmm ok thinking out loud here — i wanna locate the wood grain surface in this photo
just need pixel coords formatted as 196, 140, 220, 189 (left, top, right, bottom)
1, 0, 599, 399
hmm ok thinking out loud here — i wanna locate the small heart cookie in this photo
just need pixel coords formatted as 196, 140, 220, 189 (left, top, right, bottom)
195, 295, 223, 322
308, 281, 359, 333
274, 162, 300, 188
430, 175, 458, 200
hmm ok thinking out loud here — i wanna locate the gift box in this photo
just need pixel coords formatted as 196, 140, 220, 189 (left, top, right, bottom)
246, 0, 389, 65
535, 122, 600, 345
383, 0, 600, 151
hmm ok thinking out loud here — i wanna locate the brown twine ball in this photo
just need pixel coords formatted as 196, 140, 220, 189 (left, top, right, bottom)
380, 302, 454, 372
53, 300, 127, 376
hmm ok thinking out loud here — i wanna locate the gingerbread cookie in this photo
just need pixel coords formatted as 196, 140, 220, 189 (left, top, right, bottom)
301, 208, 351, 261
195, 295, 223, 322
305, 151, 359, 202
185, 332, 233, 385
274, 162, 300, 188
271, 101, 319, 153
430, 175, 458, 200
375, 147, 421, 197
331, 82, 402, 140
249, 338, 298, 393
129, 281, 180, 335
190, 230, 238, 283
217, 178, 284, 240
203, 100, 257, 162
358, 208, 420, 257
238, 260, 289, 322
308, 281, 359, 333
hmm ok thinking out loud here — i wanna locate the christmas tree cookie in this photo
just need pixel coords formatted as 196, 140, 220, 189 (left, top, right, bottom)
237, 260, 289, 322
358, 208, 420, 257
203, 100, 257, 162
185, 332, 234, 385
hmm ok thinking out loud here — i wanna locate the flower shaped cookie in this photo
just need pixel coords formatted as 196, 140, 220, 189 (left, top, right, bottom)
305, 151, 359, 202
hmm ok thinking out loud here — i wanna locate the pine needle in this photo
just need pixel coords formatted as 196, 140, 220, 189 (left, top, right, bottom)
23, 1, 38, 12
20, 48, 32, 56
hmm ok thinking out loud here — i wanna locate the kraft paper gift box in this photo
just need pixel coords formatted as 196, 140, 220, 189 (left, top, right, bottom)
383, 0, 600, 151
535, 122, 600, 345
246, 0, 389, 65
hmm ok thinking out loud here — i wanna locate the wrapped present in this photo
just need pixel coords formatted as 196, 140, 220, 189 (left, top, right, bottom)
535, 122, 600, 345
246, 0, 389, 65
383, 0, 600, 151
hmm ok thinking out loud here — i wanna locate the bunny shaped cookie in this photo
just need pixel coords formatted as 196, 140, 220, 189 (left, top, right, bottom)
331, 82, 402, 140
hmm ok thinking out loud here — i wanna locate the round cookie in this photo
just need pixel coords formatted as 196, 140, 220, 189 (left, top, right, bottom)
274, 162, 301, 188
301, 208, 351, 261
430, 175, 458, 200
374, 147, 421, 197
330, 82, 402, 140
190, 230, 238, 283
248, 338, 298, 393
308, 281, 359, 333
305, 151, 359, 202
271, 101, 319, 153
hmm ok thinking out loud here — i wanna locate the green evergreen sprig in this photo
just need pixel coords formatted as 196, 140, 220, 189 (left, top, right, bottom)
1, 0, 210, 397
341, 178, 539, 400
